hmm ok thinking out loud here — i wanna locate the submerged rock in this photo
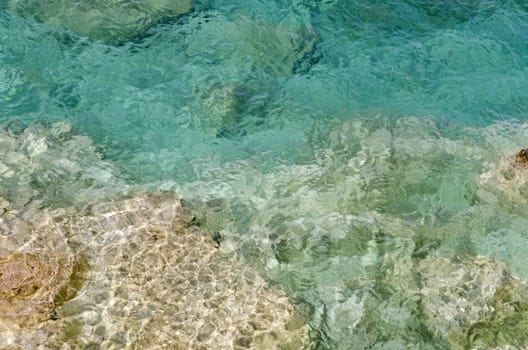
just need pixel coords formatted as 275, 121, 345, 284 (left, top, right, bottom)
8, 0, 194, 43
477, 148, 528, 215
348, 241, 528, 349
417, 255, 528, 350
513, 148, 528, 166
183, 12, 317, 137
0, 253, 85, 328
191, 81, 271, 137
185, 14, 318, 77
0, 121, 127, 211
0, 192, 311, 349
192, 83, 251, 136
167, 117, 528, 348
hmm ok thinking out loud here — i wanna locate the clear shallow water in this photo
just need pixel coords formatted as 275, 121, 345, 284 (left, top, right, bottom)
2, 0, 528, 348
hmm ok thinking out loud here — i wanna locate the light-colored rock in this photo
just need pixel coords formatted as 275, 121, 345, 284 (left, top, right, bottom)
9, 0, 194, 43
417, 255, 528, 350
477, 149, 528, 215
0, 121, 127, 211
0, 192, 311, 349
0, 253, 85, 328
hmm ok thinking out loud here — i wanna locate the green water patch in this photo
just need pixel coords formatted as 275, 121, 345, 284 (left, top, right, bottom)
294, 0, 528, 125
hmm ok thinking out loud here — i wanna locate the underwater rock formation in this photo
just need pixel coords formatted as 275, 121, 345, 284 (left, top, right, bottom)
183, 12, 317, 137
191, 82, 254, 137
166, 116, 528, 349
477, 148, 528, 215
417, 255, 528, 350
0, 192, 311, 349
0, 121, 127, 211
4, 117, 528, 348
8, 0, 194, 43
185, 14, 318, 77
513, 148, 528, 165
357, 250, 528, 350
0, 253, 84, 329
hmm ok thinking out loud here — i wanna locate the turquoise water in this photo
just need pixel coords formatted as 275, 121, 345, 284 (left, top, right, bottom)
2, 0, 528, 348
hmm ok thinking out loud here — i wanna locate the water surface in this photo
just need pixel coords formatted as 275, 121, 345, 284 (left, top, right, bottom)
2, 0, 528, 348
